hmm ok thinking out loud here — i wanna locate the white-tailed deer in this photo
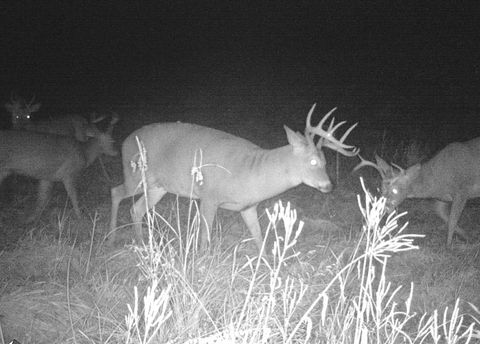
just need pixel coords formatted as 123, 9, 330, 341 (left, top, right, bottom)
4, 94, 98, 142
0, 114, 118, 223
109, 104, 359, 250
354, 137, 480, 245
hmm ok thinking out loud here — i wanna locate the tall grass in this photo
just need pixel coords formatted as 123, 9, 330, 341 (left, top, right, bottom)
120, 153, 479, 344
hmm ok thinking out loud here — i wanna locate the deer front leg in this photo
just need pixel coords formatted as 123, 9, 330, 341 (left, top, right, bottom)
241, 205, 263, 251
131, 187, 167, 244
447, 195, 468, 245
26, 180, 53, 223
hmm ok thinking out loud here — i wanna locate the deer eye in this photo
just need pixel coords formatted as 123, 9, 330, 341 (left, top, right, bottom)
391, 188, 398, 195
310, 158, 318, 166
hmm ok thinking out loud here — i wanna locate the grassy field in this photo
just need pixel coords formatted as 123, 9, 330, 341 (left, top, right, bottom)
0, 99, 479, 343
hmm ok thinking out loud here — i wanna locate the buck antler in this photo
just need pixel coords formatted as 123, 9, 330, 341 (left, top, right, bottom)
27, 95, 36, 106
305, 103, 359, 157
107, 113, 119, 135
353, 155, 386, 178
353, 154, 404, 180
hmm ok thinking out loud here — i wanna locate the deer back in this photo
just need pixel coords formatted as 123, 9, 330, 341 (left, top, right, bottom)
415, 137, 480, 199
26, 115, 93, 141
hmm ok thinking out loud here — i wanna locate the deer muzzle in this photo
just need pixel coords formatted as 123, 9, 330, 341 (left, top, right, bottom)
318, 181, 333, 193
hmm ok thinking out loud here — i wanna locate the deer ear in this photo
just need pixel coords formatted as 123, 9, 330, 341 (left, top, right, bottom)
284, 125, 307, 148
406, 164, 421, 179
375, 155, 395, 177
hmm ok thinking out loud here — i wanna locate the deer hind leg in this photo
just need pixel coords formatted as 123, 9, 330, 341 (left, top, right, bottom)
434, 198, 468, 245
241, 205, 263, 251
26, 180, 53, 223
198, 200, 218, 251
63, 177, 81, 218
110, 184, 126, 232
447, 195, 468, 245
131, 187, 167, 243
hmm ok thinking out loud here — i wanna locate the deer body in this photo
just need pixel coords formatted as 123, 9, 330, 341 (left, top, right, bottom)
0, 116, 117, 222
110, 105, 358, 249
355, 137, 480, 245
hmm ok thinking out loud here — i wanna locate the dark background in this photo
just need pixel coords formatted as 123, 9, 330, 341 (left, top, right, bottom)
2, 1, 479, 138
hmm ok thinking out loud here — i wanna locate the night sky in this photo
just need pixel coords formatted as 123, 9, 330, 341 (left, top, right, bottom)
2, 1, 479, 130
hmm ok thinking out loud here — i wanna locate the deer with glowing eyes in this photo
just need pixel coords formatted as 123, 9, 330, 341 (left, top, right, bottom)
109, 103, 359, 250
354, 137, 480, 245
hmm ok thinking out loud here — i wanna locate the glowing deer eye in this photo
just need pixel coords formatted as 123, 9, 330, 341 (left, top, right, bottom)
310, 159, 318, 166
392, 188, 398, 195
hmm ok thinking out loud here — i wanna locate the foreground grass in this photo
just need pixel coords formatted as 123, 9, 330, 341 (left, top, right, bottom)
1, 179, 479, 344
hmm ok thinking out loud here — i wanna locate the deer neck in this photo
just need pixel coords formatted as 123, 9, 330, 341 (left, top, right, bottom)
81, 138, 102, 167
407, 162, 436, 198
246, 145, 302, 198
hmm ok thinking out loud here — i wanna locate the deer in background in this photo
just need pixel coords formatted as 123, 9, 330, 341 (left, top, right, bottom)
354, 137, 480, 245
109, 104, 359, 250
0, 114, 119, 223
5, 94, 99, 142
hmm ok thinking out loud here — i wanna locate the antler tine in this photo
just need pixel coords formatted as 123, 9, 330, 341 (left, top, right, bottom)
322, 140, 359, 156
305, 104, 358, 156
353, 155, 383, 175
338, 122, 358, 144
90, 112, 107, 124
317, 107, 338, 130
306, 105, 336, 136
28, 94, 36, 105
391, 162, 405, 174
305, 103, 317, 135
319, 117, 358, 150
107, 112, 119, 134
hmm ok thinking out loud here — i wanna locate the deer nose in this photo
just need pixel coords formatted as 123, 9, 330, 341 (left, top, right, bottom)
385, 200, 397, 213
318, 182, 333, 193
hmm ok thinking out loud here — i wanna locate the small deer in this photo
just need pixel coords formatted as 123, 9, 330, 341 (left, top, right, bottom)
109, 104, 359, 250
354, 137, 480, 245
0, 114, 119, 223
4, 94, 99, 142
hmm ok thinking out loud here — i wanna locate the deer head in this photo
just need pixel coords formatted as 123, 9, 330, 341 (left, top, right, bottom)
5, 94, 41, 129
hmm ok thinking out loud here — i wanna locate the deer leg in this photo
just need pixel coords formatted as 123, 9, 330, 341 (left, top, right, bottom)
110, 184, 126, 232
433, 200, 449, 223
63, 177, 81, 218
107, 183, 136, 245
240, 205, 263, 251
447, 195, 468, 245
131, 187, 167, 243
199, 200, 218, 251
26, 180, 53, 223
434, 199, 468, 245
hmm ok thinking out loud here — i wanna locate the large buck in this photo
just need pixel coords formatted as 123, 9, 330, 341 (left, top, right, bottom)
109, 104, 359, 250
0, 114, 118, 223
5, 94, 97, 142
354, 137, 480, 245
